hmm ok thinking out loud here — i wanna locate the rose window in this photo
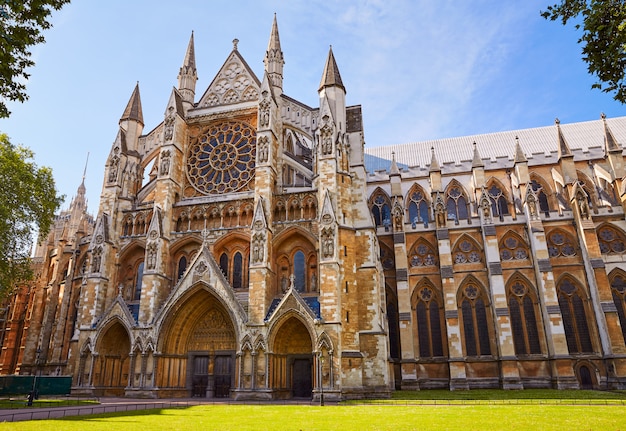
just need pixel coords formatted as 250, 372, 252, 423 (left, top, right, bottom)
186, 121, 256, 194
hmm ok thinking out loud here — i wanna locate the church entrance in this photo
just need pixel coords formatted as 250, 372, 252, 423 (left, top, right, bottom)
191, 354, 233, 398
272, 317, 313, 399
292, 357, 312, 398
578, 365, 594, 389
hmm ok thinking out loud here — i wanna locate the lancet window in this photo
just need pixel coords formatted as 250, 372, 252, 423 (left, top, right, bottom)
459, 280, 492, 356
414, 284, 445, 357
507, 278, 541, 355
557, 278, 593, 354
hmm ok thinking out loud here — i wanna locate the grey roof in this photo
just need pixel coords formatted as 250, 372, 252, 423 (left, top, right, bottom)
364, 116, 626, 173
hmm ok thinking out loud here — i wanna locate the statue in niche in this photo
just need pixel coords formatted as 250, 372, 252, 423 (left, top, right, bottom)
146, 243, 157, 270
164, 107, 175, 141
91, 246, 102, 273
160, 150, 171, 176
321, 127, 332, 155
108, 156, 119, 183
435, 204, 446, 229
310, 272, 317, 292
393, 205, 403, 231
577, 192, 590, 219
259, 97, 270, 128
526, 192, 538, 219
321, 227, 334, 258
281, 275, 288, 293
257, 136, 269, 163
252, 233, 264, 264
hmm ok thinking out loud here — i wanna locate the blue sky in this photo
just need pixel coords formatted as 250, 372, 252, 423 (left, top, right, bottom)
0, 0, 624, 214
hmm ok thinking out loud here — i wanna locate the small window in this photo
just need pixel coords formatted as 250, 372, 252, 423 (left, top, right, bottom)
134, 262, 144, 301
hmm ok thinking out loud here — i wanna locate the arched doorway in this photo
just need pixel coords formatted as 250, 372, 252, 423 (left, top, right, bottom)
159, 288, 237, 398
94, 321, 131, 396
578, 364, 594, 389
272, 317, 313, 399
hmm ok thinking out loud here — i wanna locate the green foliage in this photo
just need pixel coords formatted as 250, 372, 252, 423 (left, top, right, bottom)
542, 0, 626, 104
0, 0, 70, 118
0, 134, 63, 297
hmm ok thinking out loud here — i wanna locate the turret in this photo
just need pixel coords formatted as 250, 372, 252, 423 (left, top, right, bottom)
119, 83, 144, 153
318, 46, 346, 132
178, 32, 197, 110
264, 14, 284, 95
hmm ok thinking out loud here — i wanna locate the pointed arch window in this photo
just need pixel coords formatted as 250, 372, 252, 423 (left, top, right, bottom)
293, 250, 306, 292
558, 278, 593, 354
232, 252, 243, 289
547, 230, 577, 258
499, 234, 529, 261
460, 282, 492, 356
409, 241, 437, 268
507, 279, 541, 355
133, 262, 144, 301
386, 287, 401, 360
453, 238, 482, 264
371, 192, 391, 228
610, 273, 626, 344
530, 179, 550, 214
177, 256, 187, 280
446, 186, 468, 224
487, 184, 509, 219
219, 253, 229, 277
407, 188, 430, 227
379, 245, 395, 271
598, 225, 626, 255
415, 285, 445, 357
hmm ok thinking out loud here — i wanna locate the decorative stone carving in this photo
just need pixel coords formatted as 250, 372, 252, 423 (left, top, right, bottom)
251, 233, 265, 264
146, 243, 157, 270
321, 227, 334, 258
91, 246, 102, 273
320, 123, 333, 156
393, 203, 403, 232
257, 136, 269, 163
164, 107, 175, 142
259, 94, 270, 128
108, 156, 119, 183
160, 150, 171, 176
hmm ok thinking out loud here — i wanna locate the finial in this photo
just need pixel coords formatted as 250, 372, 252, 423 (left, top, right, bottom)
233, 38, 239, 51
83, 152, 89, 180
555, 118, 560, 125
601, 112, 606, 120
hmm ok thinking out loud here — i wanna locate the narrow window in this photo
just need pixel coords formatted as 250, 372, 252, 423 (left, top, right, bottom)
294, 251, 306, 292
134, 262, 144, 301
233, 252, 243, 289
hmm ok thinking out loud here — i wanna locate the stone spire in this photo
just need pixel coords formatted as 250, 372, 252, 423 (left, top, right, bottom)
602, 112, 621, 154
178, 31, 198, 106
120, 82, 144, 126
429, 146, 440, 172
555, 118, 572, 159
319, 46, 345, 93
471, 142, 484, 168
514, 136, 527, 163
389, 152, 400, 176
264, 14, 284, 93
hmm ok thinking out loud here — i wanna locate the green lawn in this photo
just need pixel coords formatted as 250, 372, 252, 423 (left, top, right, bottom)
0, 403, 625, 431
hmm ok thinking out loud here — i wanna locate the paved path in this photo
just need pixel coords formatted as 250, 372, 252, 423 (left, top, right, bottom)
0, 397, 322, 422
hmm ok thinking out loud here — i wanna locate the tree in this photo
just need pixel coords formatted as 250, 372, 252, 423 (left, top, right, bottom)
542, 0, 626, 104
0, 0, 70, 118
0, 133, 63, 297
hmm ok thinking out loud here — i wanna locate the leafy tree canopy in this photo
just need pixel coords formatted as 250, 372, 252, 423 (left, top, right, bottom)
0, 0, 70, 118
0, 133, 63, 297
542, 0, 626, 104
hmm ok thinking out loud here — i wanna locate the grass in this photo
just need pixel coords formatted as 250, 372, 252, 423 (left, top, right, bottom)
0, 404, 625, 431
1, 390, 626, 430
0, 398, 99, 409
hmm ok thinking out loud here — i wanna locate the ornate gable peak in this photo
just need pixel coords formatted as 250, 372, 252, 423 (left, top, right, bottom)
147, 206, 163, 241
252, 197, 269, 231
260, 72, 278, 105
197, 47, 261, 108
164, 87, 185, 118
319, 94, 335, 125
90, 213, 110, 250
319, 191, 336, 225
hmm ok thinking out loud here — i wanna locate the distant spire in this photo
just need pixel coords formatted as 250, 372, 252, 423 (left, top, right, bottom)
555, 118, 572, 159
120, 82, 144, 126
602, 112, 621, 154
471, 142, 484, 168
78, 152, 89, 194
514, 136, 527, 163
264, 14, 284, 91
318, 46, 345, 93
178, 32, 198, 105
429, 146, 440, 172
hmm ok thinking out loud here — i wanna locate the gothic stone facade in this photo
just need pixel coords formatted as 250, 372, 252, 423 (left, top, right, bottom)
2, 17, 626, 398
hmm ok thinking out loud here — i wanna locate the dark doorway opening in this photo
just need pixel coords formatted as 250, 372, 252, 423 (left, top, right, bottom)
292, 358, 312, 398
192, 356, 208, 397
214, 355, 232, 398
578, 365, 593, 389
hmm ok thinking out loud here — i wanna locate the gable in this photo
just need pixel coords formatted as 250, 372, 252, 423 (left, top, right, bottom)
197, 50, 261, 108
